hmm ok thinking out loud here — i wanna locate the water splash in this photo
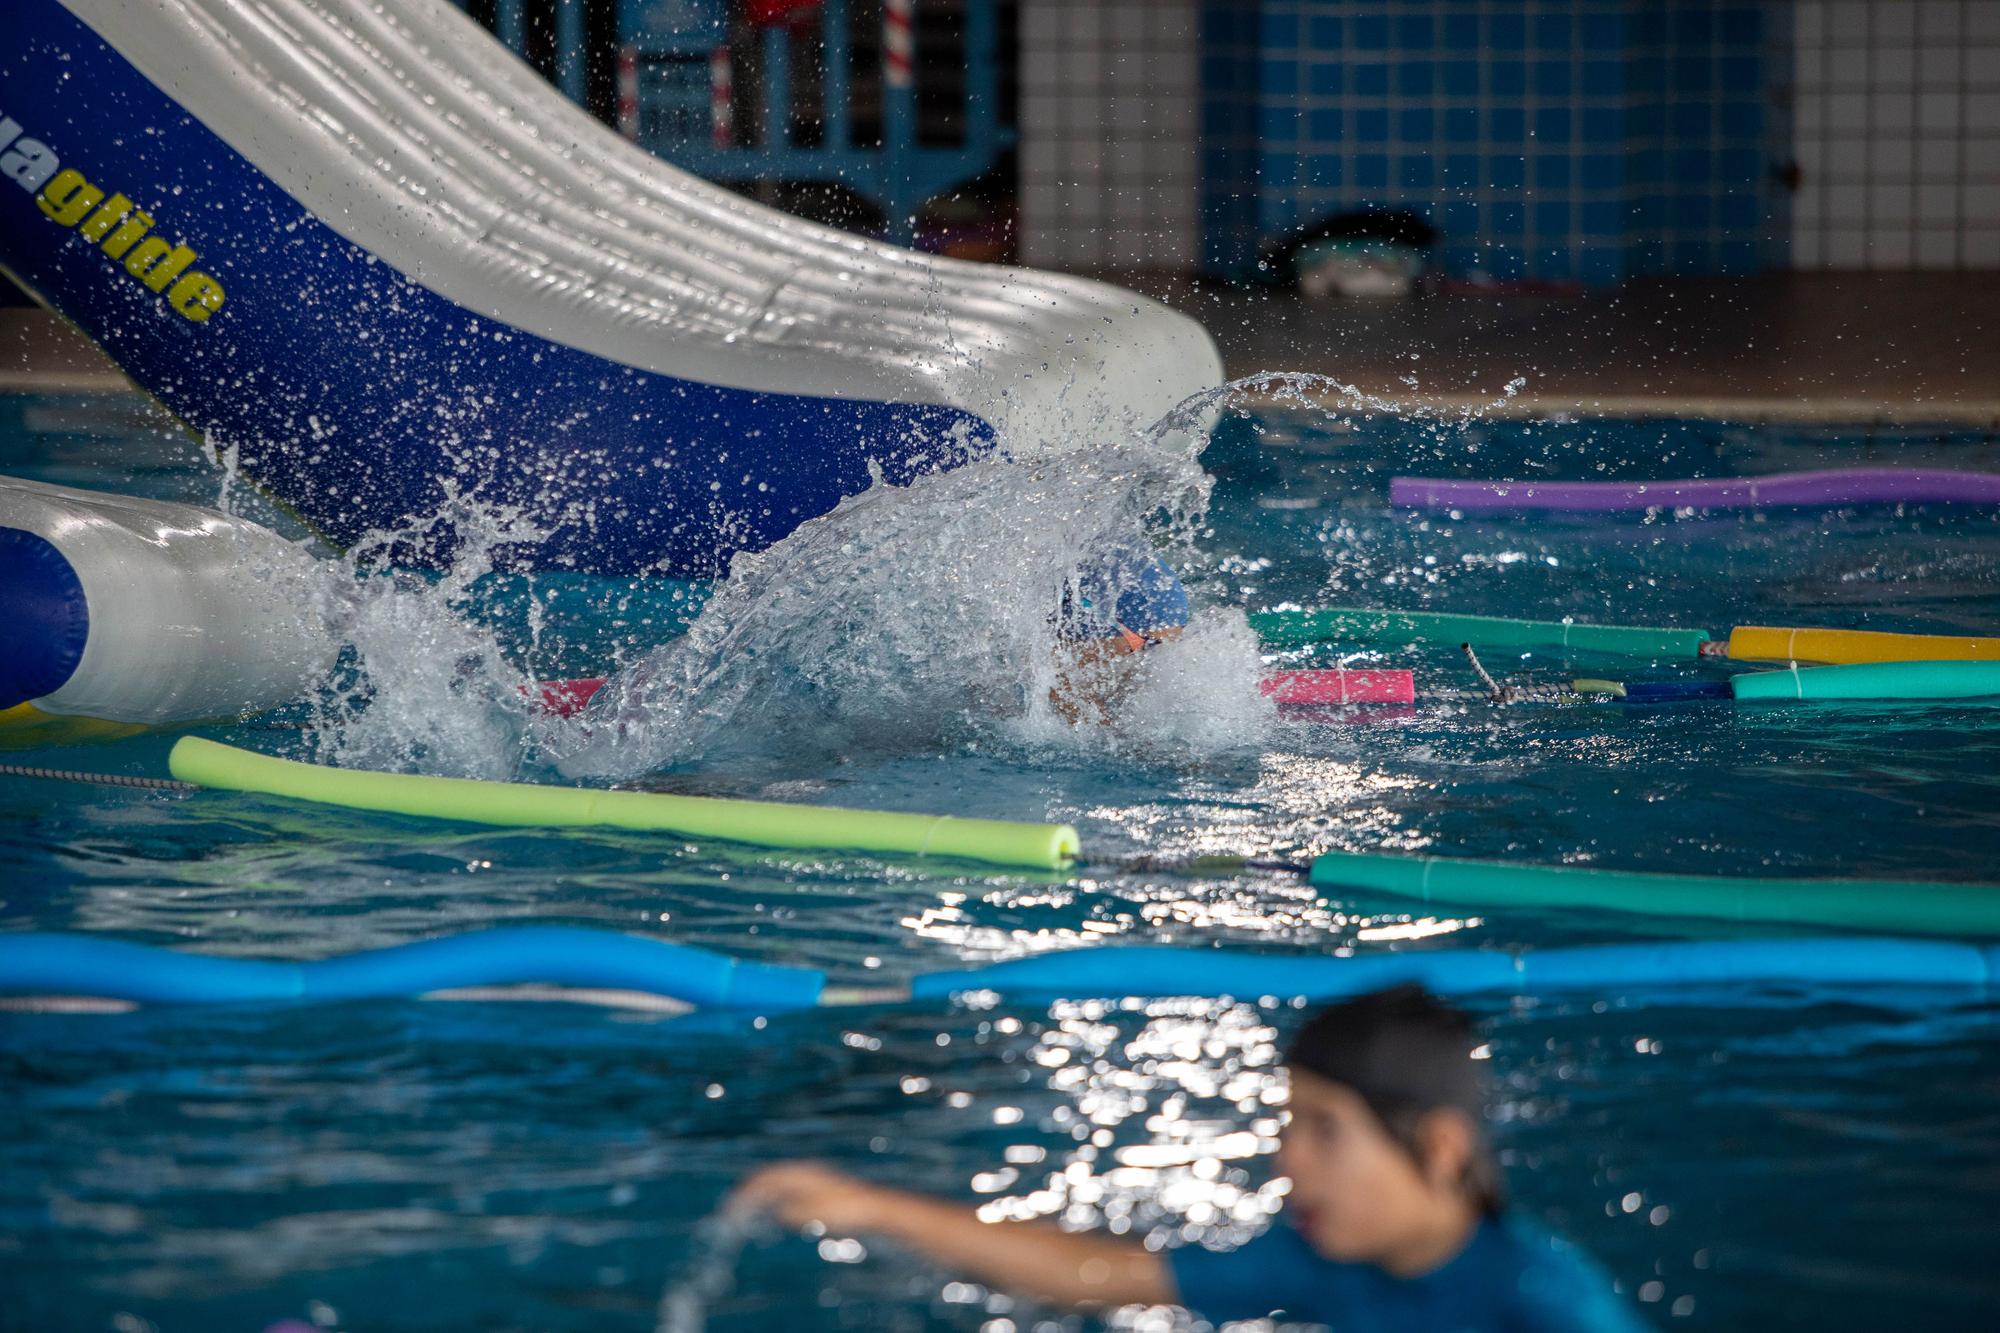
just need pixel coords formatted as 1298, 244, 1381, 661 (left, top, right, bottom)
550, 432, 1272, 780
654, 1209, 758, 1333
302, 480, 554, 780
262, 368, 1522, 783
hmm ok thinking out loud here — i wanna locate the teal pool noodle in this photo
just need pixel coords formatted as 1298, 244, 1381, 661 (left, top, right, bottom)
1730, 660, 2000, 702
1307, 852, 2000, 936
1248, 607, 1708, 657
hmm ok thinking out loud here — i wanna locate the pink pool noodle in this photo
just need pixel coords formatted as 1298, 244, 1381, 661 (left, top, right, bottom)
1260, 668, 1416, 706
1389, 468, 2000, 514
533, 677, 607, 717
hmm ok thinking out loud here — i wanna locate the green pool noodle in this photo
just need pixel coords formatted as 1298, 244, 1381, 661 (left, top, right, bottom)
1730, 660, 2000, 702
1308, 851, 2000, 936
169, 737, 1080, 870
1249, 607, 1708, 657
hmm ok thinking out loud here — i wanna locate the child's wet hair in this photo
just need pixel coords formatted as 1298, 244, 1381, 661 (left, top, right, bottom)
1286, 984, 1505, 1215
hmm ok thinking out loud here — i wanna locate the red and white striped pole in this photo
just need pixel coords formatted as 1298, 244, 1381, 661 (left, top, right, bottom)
883, 0, 914, 90
884, 0, 915, 240
616, 45, 639, 139
709, 45, 735, 146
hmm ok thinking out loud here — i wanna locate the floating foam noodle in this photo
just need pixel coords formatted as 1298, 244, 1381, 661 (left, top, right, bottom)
1725, 626, 2000, 666
8, 928, 1997, 1010
1306, 851, 2000, 936
0, 928, 825, 1009
1248, 607, 1707, 658
167, 737, 1080, 870
913, 937, 2000, 1002
1729, 660, 2000, 702
1260, 668, 1415, 705
1389, 468, 2000, 514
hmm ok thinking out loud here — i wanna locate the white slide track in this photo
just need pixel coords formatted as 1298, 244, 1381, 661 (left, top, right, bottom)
1, 0, 1224, 578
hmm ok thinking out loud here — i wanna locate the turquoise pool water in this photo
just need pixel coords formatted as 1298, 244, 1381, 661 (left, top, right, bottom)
4, 393, 1999, 1330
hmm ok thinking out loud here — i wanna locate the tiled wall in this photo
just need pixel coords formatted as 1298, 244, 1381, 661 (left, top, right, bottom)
1201, 1, 1787, 285
1792, 0, 2000, 269
1017, 0, 1202, 269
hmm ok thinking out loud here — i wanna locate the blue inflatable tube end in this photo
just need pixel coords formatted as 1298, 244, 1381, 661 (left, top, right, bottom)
0, 527, 88, 710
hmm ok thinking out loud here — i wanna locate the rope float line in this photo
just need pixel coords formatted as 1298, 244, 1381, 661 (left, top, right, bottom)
4, 927, 1998, 1011
0, 762, 194, 791
1389, 467, 2000, 514
533, 670, 1422, 716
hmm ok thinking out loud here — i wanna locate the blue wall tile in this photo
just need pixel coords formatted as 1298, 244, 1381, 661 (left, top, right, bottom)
1196, 0, 1787, 286
1441, 60, 1479, 96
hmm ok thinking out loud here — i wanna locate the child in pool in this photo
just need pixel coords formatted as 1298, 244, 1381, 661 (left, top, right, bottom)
1050, 546, 1189, 723
731, 985, 1646, 1332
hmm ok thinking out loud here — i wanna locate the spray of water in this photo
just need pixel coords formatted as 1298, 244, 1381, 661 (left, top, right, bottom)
233, 369, 1531, 782
548, 433, 1273, 780
654, 1208, 760, 1333
301, 480, 553, 780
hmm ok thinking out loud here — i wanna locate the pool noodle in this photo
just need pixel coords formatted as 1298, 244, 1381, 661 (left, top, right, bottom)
1729, 660, 2000, 702
1390, 468, 2000, 513
1260, 669, 1416, 705
7, 928, 1998, 1009
1248, 608, 1706, 657
913, 937, 2000, 1002
167, 738, 1079, 870
1307, 851, 2000, 936
0, 928, 823, 1009
1726, 626, 2000, 666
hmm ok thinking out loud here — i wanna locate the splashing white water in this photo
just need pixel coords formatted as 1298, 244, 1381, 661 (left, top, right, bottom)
550, 433, 1272, 780
655, 1209, 759, 1333
255, 368, 1518, 782
302, 481, 552, 780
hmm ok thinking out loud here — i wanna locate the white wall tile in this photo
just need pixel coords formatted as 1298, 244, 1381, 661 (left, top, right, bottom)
1914, 227, 1960, 266
1795, 1, 2000, 269
1917, 1, 1965, 43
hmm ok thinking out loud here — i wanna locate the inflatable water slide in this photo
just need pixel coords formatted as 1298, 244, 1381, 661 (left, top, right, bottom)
0, 0, 1221, 737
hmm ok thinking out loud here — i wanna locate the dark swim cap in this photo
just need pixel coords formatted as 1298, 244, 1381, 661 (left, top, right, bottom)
1285, 984, 1487, 1123
1056, 547, 1191, 641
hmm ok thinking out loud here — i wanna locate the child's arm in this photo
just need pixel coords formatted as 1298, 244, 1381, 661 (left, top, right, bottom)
731, 1161, 1174, 1309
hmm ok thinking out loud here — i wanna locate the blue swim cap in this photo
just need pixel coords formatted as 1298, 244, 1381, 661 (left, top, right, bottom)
1056, 547, 1191, 641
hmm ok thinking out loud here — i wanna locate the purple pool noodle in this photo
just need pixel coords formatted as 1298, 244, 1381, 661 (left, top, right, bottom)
1389, 468, 2000, 514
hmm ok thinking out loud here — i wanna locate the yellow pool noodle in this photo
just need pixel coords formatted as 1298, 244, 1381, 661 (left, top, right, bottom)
1726, 625, 2000, 666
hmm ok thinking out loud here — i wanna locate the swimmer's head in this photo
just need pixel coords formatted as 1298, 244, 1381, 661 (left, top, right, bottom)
1276, 985, 1502, 1263
1054, 546, 1190, 650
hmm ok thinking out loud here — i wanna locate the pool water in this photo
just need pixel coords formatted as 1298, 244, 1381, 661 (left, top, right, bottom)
4, 391, 2000, 1331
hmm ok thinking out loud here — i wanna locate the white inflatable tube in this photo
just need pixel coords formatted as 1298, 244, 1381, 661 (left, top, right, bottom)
0, 0, 1224, 577
0, 477, 335, 735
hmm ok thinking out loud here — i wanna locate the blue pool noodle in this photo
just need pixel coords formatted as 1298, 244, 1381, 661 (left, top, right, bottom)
9, 930, 2000, 1010
0, 928, 826, 1010
910, 938, 2000, 1002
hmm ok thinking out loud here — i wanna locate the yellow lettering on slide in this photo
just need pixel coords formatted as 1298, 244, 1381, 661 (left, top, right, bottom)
6, 112, 227, 325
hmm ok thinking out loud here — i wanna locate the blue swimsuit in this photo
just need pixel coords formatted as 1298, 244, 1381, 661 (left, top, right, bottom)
1169, 1215, 1650, 1333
